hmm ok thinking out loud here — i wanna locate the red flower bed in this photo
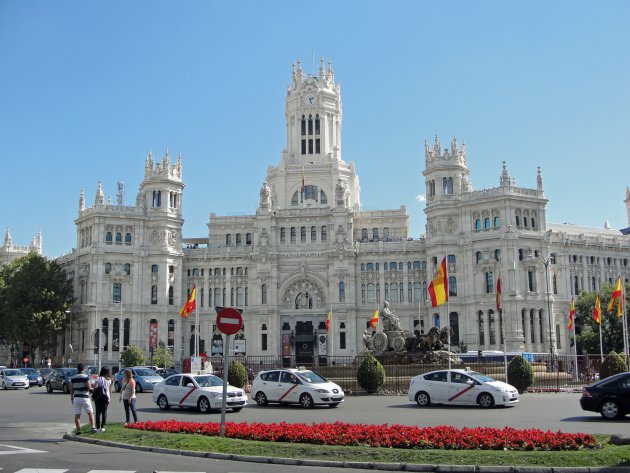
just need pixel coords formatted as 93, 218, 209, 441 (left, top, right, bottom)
127, 420, 597, 451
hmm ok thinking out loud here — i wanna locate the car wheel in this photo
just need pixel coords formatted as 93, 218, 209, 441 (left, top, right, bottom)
197, 396, 211, 413
478, 393, 495, 408
299, 393, 314, 408
415, 391, 431, 407
600, 400, 621, 420
329, 402, 340, 408
232, 407, 243, 412
1, 382, 6, 390
157, 395, 170, 410
62, 383, 69, 394
25, 385, 29, 390
46, 383, 53, 393
255, 391, 268, 406
136, 383, 143, 393
114, 381, 121, 392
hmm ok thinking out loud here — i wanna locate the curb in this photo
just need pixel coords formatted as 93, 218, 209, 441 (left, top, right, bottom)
63, 434, 630, 473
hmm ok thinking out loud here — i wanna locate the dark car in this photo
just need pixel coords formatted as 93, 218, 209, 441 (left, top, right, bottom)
39, 368, 53, 384
20, 368, 44, 387
579, 371, 630, 419
156, 368, 180, 378
46, 367, 78, 394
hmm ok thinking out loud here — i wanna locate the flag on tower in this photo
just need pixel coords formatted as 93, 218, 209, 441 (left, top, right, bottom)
368, 308, 379, 329
607, 277, 622, 317
179, 285, 197, 319
428, 257, 448, 307
326, 308, 332, 333
593, 292, 601, 325
568, 298, 575, 331
496, 276, 502, 313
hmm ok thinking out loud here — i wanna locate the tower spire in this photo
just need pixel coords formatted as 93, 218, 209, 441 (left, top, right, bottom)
79, 189, 85, 211
95, 181, 104, 205
4, 227, 12, 248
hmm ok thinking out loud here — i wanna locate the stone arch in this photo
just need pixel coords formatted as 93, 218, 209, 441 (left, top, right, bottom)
279, 274, 329, 309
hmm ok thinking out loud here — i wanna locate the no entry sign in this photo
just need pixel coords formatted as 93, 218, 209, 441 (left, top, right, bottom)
216, 307, 243, 335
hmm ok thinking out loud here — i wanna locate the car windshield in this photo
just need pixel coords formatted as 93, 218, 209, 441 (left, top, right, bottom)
297, 370, 328, 383
62, 368, 78, 376
21, 368, 37, 374
134, 368, 158, 377
194, 375, 223, 387
467, 371, 495, 383
4, 369, 23, 376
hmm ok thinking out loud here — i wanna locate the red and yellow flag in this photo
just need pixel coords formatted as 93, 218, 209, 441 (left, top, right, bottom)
179, 285, 196, 319
325, 308, 332, 333
428, 257, 448, 307
496, 276, 502, 313
368, 308, 379, 329
607, 277, 622, 317
568, 298, 575, 331
593, 292, 601, 325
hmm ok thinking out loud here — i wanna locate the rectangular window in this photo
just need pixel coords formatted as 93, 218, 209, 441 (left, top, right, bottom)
528, 270, 535, 292
113, 283, 121, 303
315, 139, 320, 154
151, 285, 157, 304
301, 139, 306, 154
485, 272, 494, 294
261, 333, 268, 351
339, 332, 346, 350
308, 139, 313, 154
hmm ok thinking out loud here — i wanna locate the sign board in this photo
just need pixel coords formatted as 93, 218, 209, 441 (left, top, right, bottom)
190, 356, 202, 374
318, 334, 327, 356
233, 339, 246, 354
216, 308, 243, 335
22, 357, 29, 364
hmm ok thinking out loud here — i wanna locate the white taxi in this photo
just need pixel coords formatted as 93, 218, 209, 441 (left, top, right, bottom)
152, 373, 247, 413
251, 368, 344, 408
408, 369, 519, 408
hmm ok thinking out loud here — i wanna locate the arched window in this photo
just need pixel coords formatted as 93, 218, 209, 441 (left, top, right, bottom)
495, 249, 501, 261
236, 287, 244, 306
280, 227, 286, 242
304, 185, 318, 201
320, 190, 327, 204
115, 232, 122, 244
321, 226, 327, 241
443, 177, 453, 195
235, 234, 242, 246
106, 232, 113, 244
474, 219, 481, 231
531, 217, 536, 229
389, 283, 399, 302
113, 319, 120, 352
226, 234, 231, 246
214, 288, 222, 306
290, 227, 296, 243
383, 228, 390, 240
124, 263, 131, 275
102, 318, 109, 351
123, 318, 130, 348
261, 284, 267, 305
493, 216, 501, 228
367, 283, 376, 303
515, 215, 521, 227
372, 228, 379, 240
361, 228, 368, 240
484, 218, 491, 229
429, 180, 435, 197
168, 286, 174, 305
339, 281, 345, 302
301, 115, 306, 136
448, 276, 457, 296
478, 310, 485, 345
476, 251, 482, 264
311, 226, 317, 242
246, 233, 252, 245
308, 115, 313, 134
315, 114, 320, 134
291, 191, 299, 206
151, 264, 158, 273
151, 285, 158, 304
105, 263, 111, 274
300, 227, 306, 242
125, 232, 132, 245
413, 282, 421, 301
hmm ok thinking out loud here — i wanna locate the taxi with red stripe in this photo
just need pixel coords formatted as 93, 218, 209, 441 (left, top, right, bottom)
252, 368, 344, 408
408, 369, 519, 408
152, 373, 247, 413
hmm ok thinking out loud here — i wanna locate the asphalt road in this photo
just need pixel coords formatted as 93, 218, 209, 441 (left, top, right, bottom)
0, 385, 627, 473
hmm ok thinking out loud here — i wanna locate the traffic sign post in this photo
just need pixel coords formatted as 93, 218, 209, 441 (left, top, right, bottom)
215, 307, 243, 437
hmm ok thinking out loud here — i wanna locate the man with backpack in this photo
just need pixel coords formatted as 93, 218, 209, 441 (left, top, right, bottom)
69, 363, 97, 434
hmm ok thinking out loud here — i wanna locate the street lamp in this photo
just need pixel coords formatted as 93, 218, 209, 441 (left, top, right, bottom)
85, 303, 100, 372
538, 252, 556, 368
65, 309, 73, 366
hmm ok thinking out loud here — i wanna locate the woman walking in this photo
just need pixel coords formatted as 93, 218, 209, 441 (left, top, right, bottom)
119, 369, 138, 425
93, 367, 112, 432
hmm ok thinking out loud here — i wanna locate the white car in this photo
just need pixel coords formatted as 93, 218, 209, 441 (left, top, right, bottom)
408, 369, 519, 408
152, 373, 247, 413
251, 368, 344, 408
1, 369, 29, 390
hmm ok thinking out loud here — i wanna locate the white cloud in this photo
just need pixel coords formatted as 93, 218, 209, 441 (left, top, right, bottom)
415, 194, 426, 203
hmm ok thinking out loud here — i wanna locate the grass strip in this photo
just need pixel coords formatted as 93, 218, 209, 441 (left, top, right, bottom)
83, 425, 630, 468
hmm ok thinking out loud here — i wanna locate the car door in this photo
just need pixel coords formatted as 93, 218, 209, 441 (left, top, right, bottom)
178, 375, 198, 408
618, 374, 630, 413
258, 371, 281, 401
161, 375, 182, 405
422, 371, 449, 403
277, 371, 301, 404
447, 372, 478, 405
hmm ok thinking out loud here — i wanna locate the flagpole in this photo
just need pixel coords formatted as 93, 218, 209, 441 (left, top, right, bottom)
622, 280, 628, 366
572, 315, 579, 382
446, 255, 451, 371
599, 322, 603, 361
330, 306, 334, 358
195, 287, 199, 358
498, 272, 508, 383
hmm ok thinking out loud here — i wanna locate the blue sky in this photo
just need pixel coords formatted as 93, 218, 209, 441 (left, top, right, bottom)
1, 1, 629, 257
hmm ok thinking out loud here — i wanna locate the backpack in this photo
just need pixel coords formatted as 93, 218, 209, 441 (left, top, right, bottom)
91, 377, 108, 401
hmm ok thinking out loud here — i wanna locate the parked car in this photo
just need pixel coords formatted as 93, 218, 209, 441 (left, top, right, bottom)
408, 369, 519, 408
20, 368, 44, 387
46, 367, 77, 393
152, 373, 247, 413
251, 368, 344, 408
39, 368, 53, 384
156, 368, 180, 378
1, 369, 29, 390
114, 367, 163, 393
579, 371, 630, 419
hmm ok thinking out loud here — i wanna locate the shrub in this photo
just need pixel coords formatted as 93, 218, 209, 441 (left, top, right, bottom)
599, 351, 628, 380
120, 345, 145, 368
227, 360, 248, 388
507, 355, 534, 393
356, 355, 386, 393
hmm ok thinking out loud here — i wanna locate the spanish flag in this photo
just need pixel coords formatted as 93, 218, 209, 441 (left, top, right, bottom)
593, 292, 601, 325
568, 298, 575, 331
368, 308, 379, 329
325, 308, 332, 333
496, 276, 502, 313
607, 277, 622, 317
428, 257, 448, 307
179, 285, 196, 319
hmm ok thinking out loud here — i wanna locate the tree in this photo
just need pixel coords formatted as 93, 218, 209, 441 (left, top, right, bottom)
151, 342, 173, 368
599, 351, 628, 380
356, 355, 386, 393
0, 253, 74, 365
227, 360, 248, 388
120, 345, 145, 367
507, 355, 535, 393
574, 282, 628, 355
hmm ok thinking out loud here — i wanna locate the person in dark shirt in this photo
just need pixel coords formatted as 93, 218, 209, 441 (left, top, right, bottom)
69, 363, 97, 434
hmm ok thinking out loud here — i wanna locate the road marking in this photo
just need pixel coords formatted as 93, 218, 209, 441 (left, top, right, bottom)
88, 470, 136, 473
14, 469, 68, 473
0, 444, 47, 456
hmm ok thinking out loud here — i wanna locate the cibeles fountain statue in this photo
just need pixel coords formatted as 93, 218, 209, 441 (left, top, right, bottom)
360, 301, 458, 363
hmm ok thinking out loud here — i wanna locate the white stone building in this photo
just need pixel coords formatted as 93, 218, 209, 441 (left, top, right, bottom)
49, 60, 630, 368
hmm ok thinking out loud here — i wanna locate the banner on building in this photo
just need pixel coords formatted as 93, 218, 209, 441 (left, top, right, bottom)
318, 334, 327, 356
282, 334, 291, 357
233, 338, 246, 354
149, 321, 158, 349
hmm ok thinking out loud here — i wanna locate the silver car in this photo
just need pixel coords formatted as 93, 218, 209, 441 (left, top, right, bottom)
1, 369, 29, 390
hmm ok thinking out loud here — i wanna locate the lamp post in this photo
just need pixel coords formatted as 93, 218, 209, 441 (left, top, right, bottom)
65, 309, 73, 366
85, 303, 100, 372
539, 253, 556, 372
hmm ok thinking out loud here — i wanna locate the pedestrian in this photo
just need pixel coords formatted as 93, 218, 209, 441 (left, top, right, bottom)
119, 368, 138, 425
93, 367, 112, 432
69, 363, 97, 434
